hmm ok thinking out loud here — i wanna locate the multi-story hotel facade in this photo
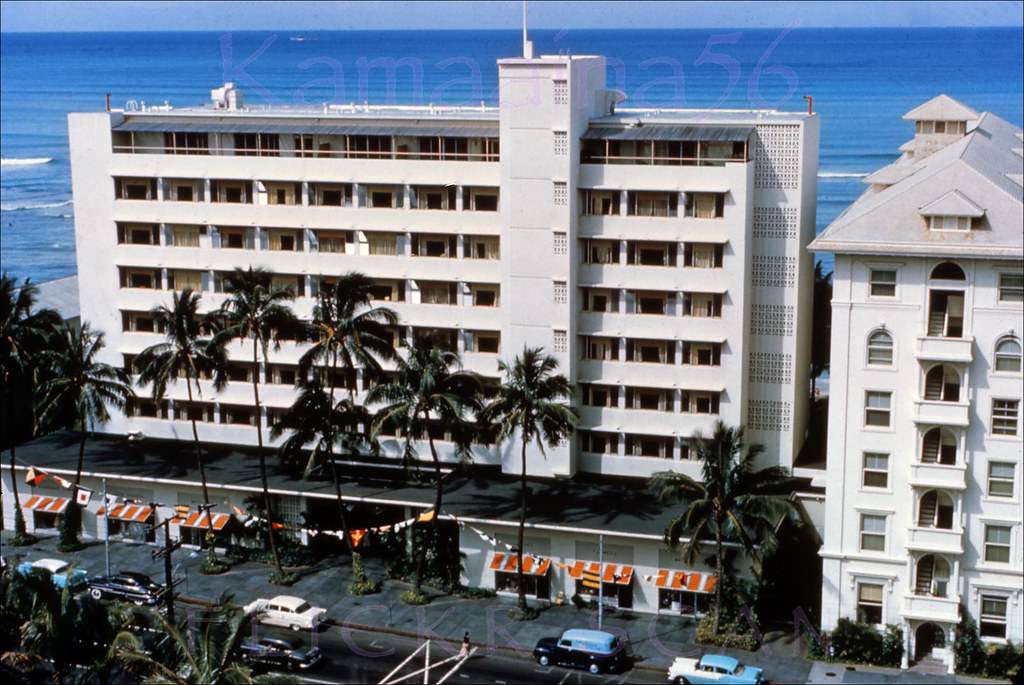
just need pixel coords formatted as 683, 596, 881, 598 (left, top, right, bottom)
813, 96, 1024, 668
4, 52, 819, 615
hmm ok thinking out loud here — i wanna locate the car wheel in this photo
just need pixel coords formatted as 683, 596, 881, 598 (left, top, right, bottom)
290, 624, 301, 632
538, 655, 550, 667
90, 588, 102, 600
674, 677, 689, 685
589, 663, 600, 675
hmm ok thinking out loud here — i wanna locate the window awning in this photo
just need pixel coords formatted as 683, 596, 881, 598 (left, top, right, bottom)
489, 552, 551, 576
105, 504, 154, 523
655, 568, 718, 594
112, 120, 498, 138
177, 511, 232, 530
581, 124, 753, 142
568, 560, 634, 585
23, 495, 69, 514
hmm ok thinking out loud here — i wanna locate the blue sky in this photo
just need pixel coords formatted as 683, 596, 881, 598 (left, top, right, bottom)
1, 0, 1022, 32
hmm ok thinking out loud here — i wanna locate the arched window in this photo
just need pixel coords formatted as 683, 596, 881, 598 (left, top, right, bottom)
867, 330, 894, 366
995, 337, 1022, 373
918, 490, 955, 529
921, 427, 958, 465
930, 261, 966, 281
924, 365, 960, 402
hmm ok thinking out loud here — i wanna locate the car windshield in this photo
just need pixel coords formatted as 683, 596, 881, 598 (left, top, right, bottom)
293, 602, 311, 613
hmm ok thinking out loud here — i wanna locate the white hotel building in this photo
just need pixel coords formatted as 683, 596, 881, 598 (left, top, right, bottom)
812, 96, 1024, 668
6, 52, 819, 615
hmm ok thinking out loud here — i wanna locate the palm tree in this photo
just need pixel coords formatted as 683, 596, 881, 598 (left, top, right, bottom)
367, 337, 484, 590
480, 347, 577, 612
109, 594, 296, 684
271, 378, 370, 552
650, 421, 797, 636
295, 273, 396, 549
0, 274, 61, 541
219, 267, 299, 581
136, 289, 228, 555
36, 322, 134, 550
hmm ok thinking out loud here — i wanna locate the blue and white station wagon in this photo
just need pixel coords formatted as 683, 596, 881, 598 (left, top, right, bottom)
667, 654, 765, 684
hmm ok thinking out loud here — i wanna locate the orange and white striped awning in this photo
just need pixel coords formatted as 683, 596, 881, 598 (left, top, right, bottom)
489, 552, 552, 576
655, 569, 718, 594
178, 511, 231, 530
22, 495, 69, 514
567, 560, 634, 586
105, 504, 153, 523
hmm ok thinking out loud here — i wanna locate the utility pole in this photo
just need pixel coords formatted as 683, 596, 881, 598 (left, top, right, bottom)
597, 533, 604, 630
102, 478, 110, 576
150, 505, 181, 624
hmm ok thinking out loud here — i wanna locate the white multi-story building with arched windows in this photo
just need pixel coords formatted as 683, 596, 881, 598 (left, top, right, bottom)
812, 95, 1024, 671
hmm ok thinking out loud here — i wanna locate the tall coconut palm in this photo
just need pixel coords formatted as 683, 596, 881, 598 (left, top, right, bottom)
0, 274, 61, 540
650, 421, 797, 636
108, 594, 294, 684
367, 338, 483, 590
218, 267, 299, 580
296, 273, 396, 549
271, 378, 370, 552
136, 289, 228, 551
480, 346, 577, 612
36, 322, 134, 550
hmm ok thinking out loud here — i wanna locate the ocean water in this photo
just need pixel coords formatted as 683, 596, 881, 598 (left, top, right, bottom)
1, 27, 1022, 283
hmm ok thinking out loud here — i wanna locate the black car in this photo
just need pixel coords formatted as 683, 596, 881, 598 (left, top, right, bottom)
239, 636, 322, 672
87, 572, 165, 605
533, 629, 629, 675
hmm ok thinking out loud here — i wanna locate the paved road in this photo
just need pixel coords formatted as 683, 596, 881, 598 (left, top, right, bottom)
252, 622, 664, 684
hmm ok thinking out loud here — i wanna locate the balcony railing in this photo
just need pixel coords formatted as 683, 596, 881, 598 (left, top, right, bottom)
905, 526, 963, 555
111, 144, 499, 162
909, 462, 968, 491
903, 593, 960, 623
916, 336, 974, 363
913, 399, 970, 427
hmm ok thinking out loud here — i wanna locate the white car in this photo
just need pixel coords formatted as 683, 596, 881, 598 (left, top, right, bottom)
243, 595, 326, 632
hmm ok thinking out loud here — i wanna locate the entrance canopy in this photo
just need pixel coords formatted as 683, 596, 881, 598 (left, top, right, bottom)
568, 561, 634, 585
177, 511, 231, 530
22, 495, 69, 514
655, 569, 718, 594
104, 503, 154, 523
489, 552, 551, 576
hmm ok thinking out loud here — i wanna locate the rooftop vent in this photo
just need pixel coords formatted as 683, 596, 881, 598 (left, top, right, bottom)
210, 83, 242, 110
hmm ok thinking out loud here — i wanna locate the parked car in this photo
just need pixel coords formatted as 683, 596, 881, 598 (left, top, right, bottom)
87, 572, 165, 605
668, 654, 765, 685
533, 628, 629, 675
15, 558, 87, 590
243, 595, 326, 632
239, 636, 322, 672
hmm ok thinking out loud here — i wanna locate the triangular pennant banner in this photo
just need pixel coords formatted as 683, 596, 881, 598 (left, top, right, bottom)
76, 489, 92, 506
350, 529, 366, 548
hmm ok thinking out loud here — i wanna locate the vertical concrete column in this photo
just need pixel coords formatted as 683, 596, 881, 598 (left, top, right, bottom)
456, 234, 465, 259
619, 288, 627, 314
619, 189, 628, 216
456, 185, 465, 211
403, 184, 411, 210
204, 178, 212, 203
901, 621, 911, 669
156, 177, 164, 201
404, 232, 413, 257
617, 385, 626, 409
301, 181, 310, 206
618, 337, 627, 362
617, 433, 626, 457
352, 183, 361, 208
619, 239, 628, 265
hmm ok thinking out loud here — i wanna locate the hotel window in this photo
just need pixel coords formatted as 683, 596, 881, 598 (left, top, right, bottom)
992, 399, 1020, 436
583, 384, 618, 408
169, 270, 202, 292
582, 288, 618, 313
684, 293, 722, 318
628, 241, 676, 266
317, 230, 349, 254
860, 514, 887, 552
582, 239, 619, 264
984, 525, 1012, 563
856, 583, 884, 624
581, 190, 620, 216
414, 185, 456, 211
472, 285, 499, 307
468, 188, 499, 212
862, 453, 889, 489
998, 273, 1024, 303
980, 595, 1009, 639
552, 232, 567, 255
553, 131, 568, 156
294, 134, 315, 157
116, 178, 156, 200
120, 268, 159, 290
118, 224, 159, 245
927, 215, 973, 231
269, 229, 301, 252
468, 236, 500, 260
369, 281, 404, 302
636, 291, 668, 315
412, 234, 456, 258
627, 339, 674, 364
553, 329, 567, 353
553, 281, 568, 305
867, 330, 894, 366
681, 391, 720, 415
987, 463, 1015, 498
270, 275, 304, 297
869, 269, 897, 297
626, 434, 672, 458
628, 191, 677, 217
367, 233, 398, 256
683, 342, 721, 367
266, 364, 298, 386
994, 338, 1022, 373
553, 181, 568, 206
626, 387, 670, 412
865, 391, 892, 427
170, 182, 196, 202
684, 192, 725, 219
581, 336, 618, 361
369, 189, 396, 208
420, 282, 457, 305
473, 332, 500, 354
683, 243, 724, 268
580, 430, 618, 454
169, 225, 200, 248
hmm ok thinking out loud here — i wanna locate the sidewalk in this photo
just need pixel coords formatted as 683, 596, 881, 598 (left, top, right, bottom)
3, 533, 1002, 684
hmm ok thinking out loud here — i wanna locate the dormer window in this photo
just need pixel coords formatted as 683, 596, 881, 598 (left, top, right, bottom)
927, 215, 972, 231
914, 120, 966, 135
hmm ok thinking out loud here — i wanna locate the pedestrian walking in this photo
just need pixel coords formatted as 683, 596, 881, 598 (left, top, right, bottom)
459, 631, 471, 659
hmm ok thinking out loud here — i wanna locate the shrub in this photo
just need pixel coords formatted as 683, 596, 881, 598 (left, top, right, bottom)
269, 570, 298, 586
454, 585, 497, 600
199, 557, 230, 575
695, 613, 759, 652
401, 589, 430, 606
348, 553, 381, 596
829, 618, 902, 667
954, 619, 986, 675
984, 642, 1023, 681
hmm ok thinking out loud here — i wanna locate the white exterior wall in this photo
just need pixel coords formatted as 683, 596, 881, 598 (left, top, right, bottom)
821, 253, 1024, 668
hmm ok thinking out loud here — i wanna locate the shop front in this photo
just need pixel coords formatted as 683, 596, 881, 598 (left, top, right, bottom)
102, 502, 156, 543
569, 561, 635, 609
21, 494, 69, 532
490, 552, 552, 600
175, 510, 233, 547
655, 569, 717, 615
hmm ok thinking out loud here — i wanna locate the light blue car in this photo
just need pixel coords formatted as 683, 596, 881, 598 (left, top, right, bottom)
667, 653, 765, 684
15, 558, 88, 590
